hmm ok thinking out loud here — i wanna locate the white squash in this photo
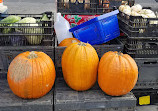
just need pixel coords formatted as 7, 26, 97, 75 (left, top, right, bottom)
123, 9, 131, 15
119, 4, 131, 12
131, 4, 142, 12
141, 12, 157, 24
131, 11, 141, 16
139, 9, 154, 15
141, 14, 149, 18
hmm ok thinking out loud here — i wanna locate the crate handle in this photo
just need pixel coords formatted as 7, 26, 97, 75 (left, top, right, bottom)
146, 43, 158, 46
144, 61, 158, 64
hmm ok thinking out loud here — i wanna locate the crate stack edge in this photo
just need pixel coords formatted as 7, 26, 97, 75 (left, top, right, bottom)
117, 9, 158, 90
0, 12, 55, 79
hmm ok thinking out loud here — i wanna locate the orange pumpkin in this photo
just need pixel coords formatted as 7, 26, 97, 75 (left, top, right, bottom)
98, 51, 138, 96
62, 42, 99, 91
58, 38, 80, 47
7, 51, 56, 99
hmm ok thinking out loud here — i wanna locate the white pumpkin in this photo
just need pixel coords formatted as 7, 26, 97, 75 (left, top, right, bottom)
123, 9, 131, 15
146, 13, 156, 18
141, 12, 156, 18
141, 12, 157, 24
119, 5, 131, 12
141, 14, 149, 18
139, 9, 154, 15
131, 4, 142, 12
131, 11, 141, 16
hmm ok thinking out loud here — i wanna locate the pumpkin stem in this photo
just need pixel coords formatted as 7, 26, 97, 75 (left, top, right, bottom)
125, 1, 128, 5
78, 42, 86, 46
27, 51, 38, 59
117, 51, 123, 56
72, 40, 77, 43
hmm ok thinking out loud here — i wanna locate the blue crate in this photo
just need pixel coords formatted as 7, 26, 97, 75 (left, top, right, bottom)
69, 10, 120, 45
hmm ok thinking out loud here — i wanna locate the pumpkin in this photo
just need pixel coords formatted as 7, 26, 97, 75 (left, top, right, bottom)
62, 42, 99, 91
119, 4, 131, 12
131, 4, 142, 12
7, 51, 56, 99
98, 51, 138, 96
58, 38, 80, 47
131, 11, 141, 16
123, 9, 131, 15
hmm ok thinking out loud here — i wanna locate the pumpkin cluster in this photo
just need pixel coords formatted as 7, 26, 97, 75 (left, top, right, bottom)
61, 40, 138, 96
7, 39, 138, 99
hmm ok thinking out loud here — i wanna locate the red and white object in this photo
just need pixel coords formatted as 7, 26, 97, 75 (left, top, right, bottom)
64, 15, 100, 27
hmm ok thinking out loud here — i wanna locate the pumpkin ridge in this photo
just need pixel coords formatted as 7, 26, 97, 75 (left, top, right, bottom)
119, 56, 128, 95
71, 45, 82, 89
38, 53, 54, 95
62, 44, 71, 82
123, 57, 135, 92
10, 57, 22, 81
62, 43, 79, 85
12, 57, 31, 82
23, 58, 31, 98
36, 59, 44, 97
123, 55, 138, 85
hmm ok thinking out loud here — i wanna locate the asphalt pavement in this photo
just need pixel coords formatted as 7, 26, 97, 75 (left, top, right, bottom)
3, 0, 56, 14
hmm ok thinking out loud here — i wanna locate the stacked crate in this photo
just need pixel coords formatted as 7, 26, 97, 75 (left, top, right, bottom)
0, 12, 55, 110
0, 12, 55, 78
118, 8, 158, 105
54, 0, 137, 111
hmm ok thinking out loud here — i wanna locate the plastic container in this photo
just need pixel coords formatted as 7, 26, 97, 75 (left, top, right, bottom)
69, 10, 120, 45
54, 13, 73, 44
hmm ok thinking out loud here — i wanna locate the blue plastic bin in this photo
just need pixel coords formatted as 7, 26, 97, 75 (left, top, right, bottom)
69, 10, 120, 45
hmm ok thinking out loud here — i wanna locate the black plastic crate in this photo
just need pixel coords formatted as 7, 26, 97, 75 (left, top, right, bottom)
54, 78, 136, 111
134, 58, 158, 89
0, 46, 55, 76
126, 37, 158, 50
0, 80, 54, 111
55, 38, 123, 77
118, 10, 158, 37
57, 0, 134, 14
125, 45, 158, 58
123, 36, 158, 58
132, 89, 158, 106
0, 12, 54, 46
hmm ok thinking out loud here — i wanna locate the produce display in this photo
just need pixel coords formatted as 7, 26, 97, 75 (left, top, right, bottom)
0, 14, 50, 45
119, 4, 158, 22
0, 15, 21, 33
58, 38, 80, 47
61, 42, 99, 91
7, 51, 56, 99
98, 51, 138, 96
16, 17, 44, 45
